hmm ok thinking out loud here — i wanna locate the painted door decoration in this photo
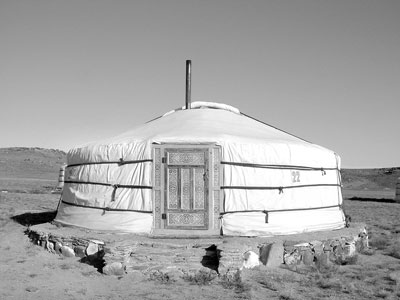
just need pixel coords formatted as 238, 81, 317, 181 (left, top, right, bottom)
165, 149, 208, 229
153, 145, 221, 233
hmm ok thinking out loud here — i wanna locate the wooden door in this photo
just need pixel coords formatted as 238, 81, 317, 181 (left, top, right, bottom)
164, 148, 209, 229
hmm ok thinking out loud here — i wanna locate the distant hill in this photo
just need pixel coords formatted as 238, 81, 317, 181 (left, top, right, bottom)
0, 147, 67, 193
341, 167, 400, 191
0, 147, 66, 180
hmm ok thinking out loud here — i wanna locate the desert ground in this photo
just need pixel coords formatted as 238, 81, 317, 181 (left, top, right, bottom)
1, 147, 400, 300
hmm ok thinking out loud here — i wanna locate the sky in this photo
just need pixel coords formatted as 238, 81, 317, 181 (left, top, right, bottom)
0, 0, 399, 168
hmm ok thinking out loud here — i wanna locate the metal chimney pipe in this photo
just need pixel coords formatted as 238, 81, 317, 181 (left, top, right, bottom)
185, 60, 191, 109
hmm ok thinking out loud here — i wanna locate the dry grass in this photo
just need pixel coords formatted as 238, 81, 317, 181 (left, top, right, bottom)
219, 270, 252, 299
183, 269, 218, 285
335, 254, 359, 266
386, 241, 400, 259
370, 235, 390, 250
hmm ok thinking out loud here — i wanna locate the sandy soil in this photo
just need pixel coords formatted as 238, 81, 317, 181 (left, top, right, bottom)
1, 190, 400, 300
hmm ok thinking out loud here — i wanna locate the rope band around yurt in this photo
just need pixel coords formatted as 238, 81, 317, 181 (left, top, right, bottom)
221, 204, 342, 223
63, 180, 152, 190
221, 161, 337, 173
60, 200, 152, 214
66, 158, 153, 168
221, 183, 341, 191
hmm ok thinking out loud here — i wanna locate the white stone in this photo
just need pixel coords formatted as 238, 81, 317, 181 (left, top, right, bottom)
54, 242, 62, 254
241, 251, 260, 269
344, 242, 356, 257
293, 242, 310, 247
61, 245, 75, 257
47, 241, 55, 253
86, 242, 99, 256
103, 262, 125, 276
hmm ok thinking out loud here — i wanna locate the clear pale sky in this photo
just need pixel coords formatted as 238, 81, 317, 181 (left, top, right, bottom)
1, 0, 399, 168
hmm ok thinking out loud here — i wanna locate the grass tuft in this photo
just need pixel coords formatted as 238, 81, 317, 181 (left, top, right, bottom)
149, 271, 173, 284
335, 254, 359, 266
360, 247, 376, 256
315, 261, 339, 274
317, 277, 342, 290
183, 269, 217, 285
386, 241, 400, 259
369, 235, 390, 250
220, 270, 251, 295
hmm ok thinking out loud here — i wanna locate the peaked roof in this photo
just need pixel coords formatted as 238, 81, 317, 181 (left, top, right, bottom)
68, 102, 338, 168
97, 102, 309, 146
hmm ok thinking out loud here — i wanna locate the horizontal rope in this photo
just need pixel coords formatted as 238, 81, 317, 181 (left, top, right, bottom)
221, 204, 341, 215
221, 161, 338, 171
64, 180, 153, 189
67, 159, 153, 168
221, 184, 340, 190
61, 200, 152, 213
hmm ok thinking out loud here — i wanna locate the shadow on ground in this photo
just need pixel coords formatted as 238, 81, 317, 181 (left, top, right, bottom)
11, 211, 57, 226
347, 197, 397, 203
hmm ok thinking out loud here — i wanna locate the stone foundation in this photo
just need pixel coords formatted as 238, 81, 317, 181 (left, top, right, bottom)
26, 228, 105, 270
26, 223, 369, 277
281, 227, 368, 268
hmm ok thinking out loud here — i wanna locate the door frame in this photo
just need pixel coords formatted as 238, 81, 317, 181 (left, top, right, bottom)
152, 143, 222, 236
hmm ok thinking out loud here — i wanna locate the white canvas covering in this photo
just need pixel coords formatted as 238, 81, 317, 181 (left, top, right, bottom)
55, 102, 345, 235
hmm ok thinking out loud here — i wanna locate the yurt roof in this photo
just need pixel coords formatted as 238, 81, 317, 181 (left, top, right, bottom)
85, 102, 309, 145
68, 102, 338, 168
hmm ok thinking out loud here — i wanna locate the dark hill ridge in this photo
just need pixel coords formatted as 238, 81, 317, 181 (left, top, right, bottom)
0, 147, 66, 180
0, 147, 67, 193
341, 167, 400, 191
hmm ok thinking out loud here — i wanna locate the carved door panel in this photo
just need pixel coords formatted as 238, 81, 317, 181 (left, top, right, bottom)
164, 148, 209, 229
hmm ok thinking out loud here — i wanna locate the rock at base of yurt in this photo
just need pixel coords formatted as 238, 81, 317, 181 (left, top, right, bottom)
343, 242, 356, 257
61, 245, 75, 257
218, 246, 245, 273
260, 243, 284, 268
86, 242, 99, 256
47, 241, 55, 253
103, 262, 125, 276
315, 252, 330, 268
54, 242, 62, 254
242, 251, 260, 269
284, 250, 301, 266
40, 239, 47, 249
74, 245, 86, 258
302, 250, 314, 265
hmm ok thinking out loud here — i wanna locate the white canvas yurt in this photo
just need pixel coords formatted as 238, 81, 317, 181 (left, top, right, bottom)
54, 101, 346, 236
